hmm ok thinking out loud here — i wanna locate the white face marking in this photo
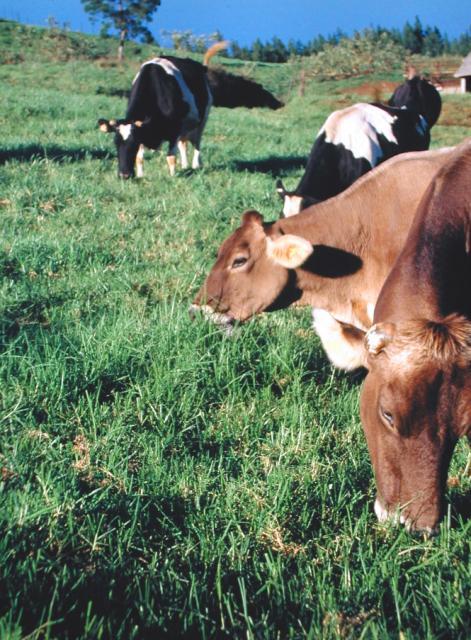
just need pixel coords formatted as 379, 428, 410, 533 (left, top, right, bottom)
320, 103, 398, 165
282, 195, 303, 217
118, 124, 132, 141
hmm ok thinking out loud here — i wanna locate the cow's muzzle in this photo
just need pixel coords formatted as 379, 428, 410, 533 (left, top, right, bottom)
374, 497, 438, 537
189, 304, 235, 336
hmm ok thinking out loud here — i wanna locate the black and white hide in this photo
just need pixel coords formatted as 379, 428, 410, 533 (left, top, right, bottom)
99, 55, 213, 178
277, 102, 431, 217
98, 48, 283, 179
388, 76, 442, 128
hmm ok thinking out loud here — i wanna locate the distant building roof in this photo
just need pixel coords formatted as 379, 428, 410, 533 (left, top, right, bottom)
454, 52, 471, 78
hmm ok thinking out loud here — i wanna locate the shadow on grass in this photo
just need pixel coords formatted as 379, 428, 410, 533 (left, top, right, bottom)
0, 145, 112, 165
229, 155, 306, 176
449, 489, 471, 528
0, 489, 215, 639
96, 86, 130, 99
0, 292, 71, 346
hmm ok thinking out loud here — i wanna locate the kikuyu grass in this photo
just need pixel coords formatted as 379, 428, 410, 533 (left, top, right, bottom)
1, 23, 470, 639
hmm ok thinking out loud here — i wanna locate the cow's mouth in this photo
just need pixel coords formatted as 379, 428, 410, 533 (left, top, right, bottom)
189, 304, 236, 335
374, 497, 438, 536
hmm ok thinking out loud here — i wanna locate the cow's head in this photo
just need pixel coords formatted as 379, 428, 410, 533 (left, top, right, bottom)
191, 210, 313, 330
98, 118, 147, 179
360, 315, 471, 533
388, 76, 442, 128
275, 179, 318, 217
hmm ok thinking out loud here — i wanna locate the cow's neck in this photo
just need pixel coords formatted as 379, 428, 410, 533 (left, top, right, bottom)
276, 192, 366, 254
375, 166, 471, 324
376, 224, 471, 324
274, 195, 370, 313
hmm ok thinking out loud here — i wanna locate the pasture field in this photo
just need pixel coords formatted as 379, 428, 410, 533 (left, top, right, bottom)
1, 22, 470, 639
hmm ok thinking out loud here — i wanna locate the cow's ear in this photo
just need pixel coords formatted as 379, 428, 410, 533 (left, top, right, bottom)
266, 234, 313, 269
365, 322, 396, 356
98, 118, 116, 133
242, 210, 264, 226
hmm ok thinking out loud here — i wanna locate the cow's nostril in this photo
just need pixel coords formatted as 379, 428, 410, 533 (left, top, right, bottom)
119, 173, 131, 180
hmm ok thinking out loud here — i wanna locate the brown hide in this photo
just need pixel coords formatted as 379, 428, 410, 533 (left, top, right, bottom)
360, 139, 471, 532
193, 147, 454, 368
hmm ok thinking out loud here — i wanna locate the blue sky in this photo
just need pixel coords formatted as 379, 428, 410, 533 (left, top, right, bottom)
0, 0, 469, 46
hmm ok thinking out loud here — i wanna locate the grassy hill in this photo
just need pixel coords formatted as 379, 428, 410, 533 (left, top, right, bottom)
1, 20, 470, 639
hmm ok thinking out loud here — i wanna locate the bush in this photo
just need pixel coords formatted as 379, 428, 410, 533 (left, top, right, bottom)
304, 32, 406, 79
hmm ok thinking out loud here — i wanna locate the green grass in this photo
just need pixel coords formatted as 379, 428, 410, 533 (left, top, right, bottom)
1, 21, 470, 639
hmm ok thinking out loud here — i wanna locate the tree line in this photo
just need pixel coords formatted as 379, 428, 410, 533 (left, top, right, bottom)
80, 2, 470, 62
228, 18, 471, 62
156, 18, 470, 62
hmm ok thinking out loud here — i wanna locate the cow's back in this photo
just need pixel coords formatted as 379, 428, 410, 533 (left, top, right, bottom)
294, 103, 431, 203
279, 147, 455, 326
161, 56, 211, 118
126, 57, 210, 127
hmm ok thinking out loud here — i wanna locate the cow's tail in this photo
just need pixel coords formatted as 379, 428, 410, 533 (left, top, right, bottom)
203, 41, 229, 66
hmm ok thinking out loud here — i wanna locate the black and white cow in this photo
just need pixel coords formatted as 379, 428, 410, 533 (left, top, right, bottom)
99, 52, 215, 179
99, 43, 283, 179
388, 75, 442, 127
277, 77, 441, 216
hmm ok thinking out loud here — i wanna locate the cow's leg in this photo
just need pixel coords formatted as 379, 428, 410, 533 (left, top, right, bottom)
187, 126, 205, 170
166, 141, 178, 176
178, 139, 189, 169
135, 144, 145, 178
192, 148, 201, 170
312, 309, 367, 370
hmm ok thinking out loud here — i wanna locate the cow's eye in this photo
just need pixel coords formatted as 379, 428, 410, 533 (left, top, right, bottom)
380, 407, 394, 428
231, 256, 248, 269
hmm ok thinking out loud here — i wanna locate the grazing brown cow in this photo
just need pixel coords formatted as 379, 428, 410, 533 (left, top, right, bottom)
360, 139, 471, 533
192, 147, 453, 370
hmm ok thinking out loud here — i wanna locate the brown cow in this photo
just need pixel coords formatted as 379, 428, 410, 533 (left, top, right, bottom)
192, 147, 454, 370
360, 139, 471, 533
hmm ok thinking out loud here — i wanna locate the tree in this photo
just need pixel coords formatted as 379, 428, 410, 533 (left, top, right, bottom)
81, 0, 160, 60
403, 16, 424, 54
453, 27, 471, 55
251, 38, 264, 62
423, 26, 444, 57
